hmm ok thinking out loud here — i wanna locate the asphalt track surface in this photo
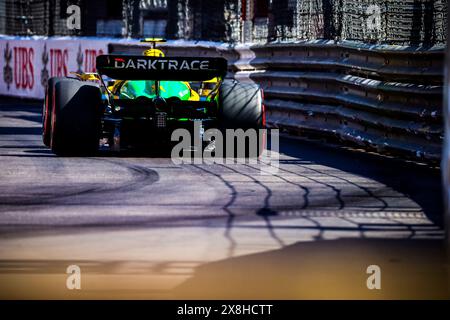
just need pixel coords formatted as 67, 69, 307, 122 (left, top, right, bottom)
0, 98, 448, 299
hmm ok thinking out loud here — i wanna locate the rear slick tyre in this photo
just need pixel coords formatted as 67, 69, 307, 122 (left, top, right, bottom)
50, 79, 102, 156
218, 80, 265, 158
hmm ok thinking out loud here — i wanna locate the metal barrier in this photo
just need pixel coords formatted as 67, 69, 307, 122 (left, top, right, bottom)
110, 41, 444, 162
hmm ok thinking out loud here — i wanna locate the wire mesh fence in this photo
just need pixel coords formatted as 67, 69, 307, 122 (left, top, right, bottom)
0, 0, 447, 46
0, 0, 86, 36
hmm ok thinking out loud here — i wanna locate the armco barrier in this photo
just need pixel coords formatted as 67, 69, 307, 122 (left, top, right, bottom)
110, 41, 444, 162
238, 42, 444, 162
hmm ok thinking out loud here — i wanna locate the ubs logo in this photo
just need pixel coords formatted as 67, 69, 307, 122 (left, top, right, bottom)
14, 46, 35, 90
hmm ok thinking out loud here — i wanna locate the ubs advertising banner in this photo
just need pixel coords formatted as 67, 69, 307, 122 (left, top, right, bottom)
0, 37, 109, 99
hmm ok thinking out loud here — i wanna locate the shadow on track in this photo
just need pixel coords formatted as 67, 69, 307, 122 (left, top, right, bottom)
278, 136, 443, 226
172, 238, 449, 299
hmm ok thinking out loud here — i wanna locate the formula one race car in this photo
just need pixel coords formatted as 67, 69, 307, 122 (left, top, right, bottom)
42, 39, 265, 157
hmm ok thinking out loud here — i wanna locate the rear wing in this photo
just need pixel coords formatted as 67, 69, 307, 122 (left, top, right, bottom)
96, 55, 227, 81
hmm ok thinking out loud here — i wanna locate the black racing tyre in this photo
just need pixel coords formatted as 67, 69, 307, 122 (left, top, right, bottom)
218, 79, 265, 158
50, 79, 102, 156
42, 77, 64, 146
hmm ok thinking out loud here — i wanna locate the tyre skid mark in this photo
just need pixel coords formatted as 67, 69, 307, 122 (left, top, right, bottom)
0, 158, 159, 206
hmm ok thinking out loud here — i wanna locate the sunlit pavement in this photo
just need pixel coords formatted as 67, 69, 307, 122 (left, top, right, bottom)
0, 99, 448, 299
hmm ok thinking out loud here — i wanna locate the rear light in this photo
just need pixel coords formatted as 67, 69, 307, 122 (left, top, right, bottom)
155, 112, 167, 128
